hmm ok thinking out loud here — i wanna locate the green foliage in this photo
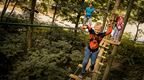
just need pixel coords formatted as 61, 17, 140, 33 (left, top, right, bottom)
130, 0, 144, 23
36, 0, 53, 13
0, 32, 26, 58
1, 1, 144, 80
1, 18, 144, 80
53, 0, 109, 24
110, 33, 144, 80
10, 50, 67, 80
0, 20, 84, 80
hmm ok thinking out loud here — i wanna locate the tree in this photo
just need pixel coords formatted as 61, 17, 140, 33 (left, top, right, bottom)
74, 0, 84, 35
36, 0, 53, 14
51, 0, 84, 34
102, 0, 135, 80
27, 0, 37, 49
132, 1, 144, 41
101, 0, 112, 31
0, 0, 11, 21
7, 0, 18, 18
52, 0, 69, 25
52, 0, 58, 25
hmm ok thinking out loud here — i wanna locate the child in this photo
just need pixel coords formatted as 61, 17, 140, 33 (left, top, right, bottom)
111, 12, 124, 42
83, 2, 95, 26
79, 20, 113, 79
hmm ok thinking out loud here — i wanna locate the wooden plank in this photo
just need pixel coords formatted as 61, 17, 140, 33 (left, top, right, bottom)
99, 62, 104, 66
101, 56, 106, 59
92, 41, 108, 79
78, 64, 82, 68
97, 55, 106, 59
99, 45, 109, 50
85, 77, 91, 80
69, 74, 80, 80
104, 51, 108, 54
96, 71, 101, 74
94, 41, 108, 72
86, 59, 91, 71
99, 39, 105, 46
103, 39, 121, 45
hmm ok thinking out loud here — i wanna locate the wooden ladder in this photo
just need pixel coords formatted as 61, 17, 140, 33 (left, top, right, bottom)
92, 39, 120, 80
69, 39, 120, 80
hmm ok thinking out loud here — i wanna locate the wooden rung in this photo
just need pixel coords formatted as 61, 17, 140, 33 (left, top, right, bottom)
103, 39, 121, 45
101, 56, 106, 59
98, 55, 106, 59
104, 51, 108, 54
99, 45, 109, 49
78, 64, 82, 68
99, 62, 104, 66
99, 39, 105, 46
114, 41, 121, 45
69, 74, 79, 80
107, 43, 110, 46
110, 41, 121, 45
85, 77, 91, 80
96, 71, 101, 74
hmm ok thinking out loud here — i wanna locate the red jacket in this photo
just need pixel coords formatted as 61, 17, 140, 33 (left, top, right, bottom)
87, 25, 112, 52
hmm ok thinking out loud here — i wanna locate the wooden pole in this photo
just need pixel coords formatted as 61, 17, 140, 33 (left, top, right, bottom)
92, 39, 108, 80
0, 22, 80, 30
101, 0, 112, 31
102, 0, 135, 80
52, 3, 58, 25
0, 0, 11, 21
27, 0, 37, 50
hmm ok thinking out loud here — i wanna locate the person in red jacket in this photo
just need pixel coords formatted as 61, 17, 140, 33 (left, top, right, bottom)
79, 21, 113, 78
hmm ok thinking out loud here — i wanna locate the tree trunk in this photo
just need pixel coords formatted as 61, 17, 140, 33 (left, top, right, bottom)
27, 0, 37, 50
7, 0, 18, 17
101, 0, 121, 79
52, 3, 58, 25
0, 0, 11, 21
47, 0, 50, 14
134, 22, 140, 41
75, 1, 84, 36
113, 0, 121, 10
102, 0, 134, 80
75, 12, 81, 36
101, 0, 112, 31
142, 75, 144, 80
110, 0, 121, 22
30, 0, 36, 24
118, 0, 134, 40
